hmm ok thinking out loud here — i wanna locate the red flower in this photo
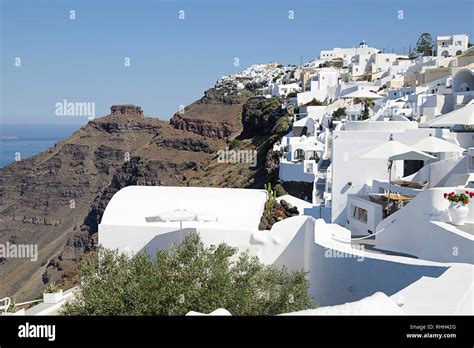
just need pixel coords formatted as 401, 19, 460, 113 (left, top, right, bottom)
444, 193, 448, 198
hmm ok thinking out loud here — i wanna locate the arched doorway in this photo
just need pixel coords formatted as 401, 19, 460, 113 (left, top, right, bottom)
459, 82, 471, 92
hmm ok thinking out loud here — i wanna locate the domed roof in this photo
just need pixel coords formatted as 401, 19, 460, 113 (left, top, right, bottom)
359, 40, 367, 46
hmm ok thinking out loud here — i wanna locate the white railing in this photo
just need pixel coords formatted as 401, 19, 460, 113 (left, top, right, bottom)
0, 297, 11, 314
330, 218, 398, 243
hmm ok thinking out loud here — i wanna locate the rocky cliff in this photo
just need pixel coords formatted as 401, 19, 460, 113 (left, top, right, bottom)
0, 105, 225, 300
170, 87, 252, 139
0, 94, 292, 301
240, 97, 285, 139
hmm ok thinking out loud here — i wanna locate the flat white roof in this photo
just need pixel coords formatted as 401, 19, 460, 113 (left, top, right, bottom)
100, 186, 268, 231
393, 263, 473, 315
281, 292, 404, 315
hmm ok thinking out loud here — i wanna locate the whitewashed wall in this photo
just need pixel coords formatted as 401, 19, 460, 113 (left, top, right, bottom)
346, 195, 383, 236
331, 127, 435, 225
308, 219, 455, 307
279, 161, 315, 183
374, 188, 473, 263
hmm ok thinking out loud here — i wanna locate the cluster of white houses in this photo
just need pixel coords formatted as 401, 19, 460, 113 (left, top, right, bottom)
5, 34, 473, 316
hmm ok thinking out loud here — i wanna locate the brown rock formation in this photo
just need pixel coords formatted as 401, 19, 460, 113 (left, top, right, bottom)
0, 105, 223, 301
110, 104, 143, 116
169, 87, 252, 139
0, 94, 290, 301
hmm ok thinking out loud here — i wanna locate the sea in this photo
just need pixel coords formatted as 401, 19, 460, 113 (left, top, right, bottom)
0, 124, 81, 168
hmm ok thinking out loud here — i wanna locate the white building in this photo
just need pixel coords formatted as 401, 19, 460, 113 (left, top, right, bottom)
320, 41, 379, 66
95, 186, 473, 314
351, 52, 406, 79
388, 86, 428, 100
297, 69, 341, 105
265, 82, 301, 97
451, 68, 474, 107
437, 34, 469, 58
99, 186, 268, 256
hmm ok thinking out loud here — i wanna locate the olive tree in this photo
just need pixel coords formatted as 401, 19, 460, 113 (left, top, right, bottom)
62, 233, 312, 316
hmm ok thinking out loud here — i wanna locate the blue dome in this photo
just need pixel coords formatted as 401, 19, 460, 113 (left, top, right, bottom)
359, 40, 367, 46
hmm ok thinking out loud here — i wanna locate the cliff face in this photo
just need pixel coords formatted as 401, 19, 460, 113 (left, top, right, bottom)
240, 97, 284, 138
169, 115, 233, 139
0, 95, 291, 301
0, 105, 223, 300
169, 87, 252, 139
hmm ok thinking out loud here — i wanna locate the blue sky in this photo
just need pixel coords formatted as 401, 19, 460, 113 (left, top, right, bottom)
1, 0, 473, 125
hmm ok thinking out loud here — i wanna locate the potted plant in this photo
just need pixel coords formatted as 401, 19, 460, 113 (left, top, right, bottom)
444, 191, 473, 226
43, 282, 63, 304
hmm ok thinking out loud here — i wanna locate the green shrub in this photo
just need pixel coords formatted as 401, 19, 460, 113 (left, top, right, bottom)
7, 298, 17, 313
228, 139, 241, 150
45, 282, 61, 293
62, 234, 312, 316
305, 98, 323, 106
332, 107, 347, 120
270, 116, 291, 142
274, 184, 287, 197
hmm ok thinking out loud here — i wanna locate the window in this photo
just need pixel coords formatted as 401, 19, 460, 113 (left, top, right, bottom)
294, 149, 305, 161
456, 41, 462, 46
352, 205, 368, 223
386, 58, 390, 62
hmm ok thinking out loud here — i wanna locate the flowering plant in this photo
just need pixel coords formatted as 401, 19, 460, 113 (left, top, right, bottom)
443, 191, 473, 205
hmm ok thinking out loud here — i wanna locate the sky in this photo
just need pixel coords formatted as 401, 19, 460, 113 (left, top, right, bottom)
0, 0, 473, 125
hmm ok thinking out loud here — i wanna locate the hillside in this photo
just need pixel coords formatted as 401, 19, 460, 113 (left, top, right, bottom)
170, 87, 254, 139
0, 90, 291, 301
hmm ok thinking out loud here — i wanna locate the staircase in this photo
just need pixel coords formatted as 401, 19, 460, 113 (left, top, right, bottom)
318, 159, 331, 172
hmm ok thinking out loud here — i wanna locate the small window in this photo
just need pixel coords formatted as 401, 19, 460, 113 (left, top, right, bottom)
352, 205, 368, 223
